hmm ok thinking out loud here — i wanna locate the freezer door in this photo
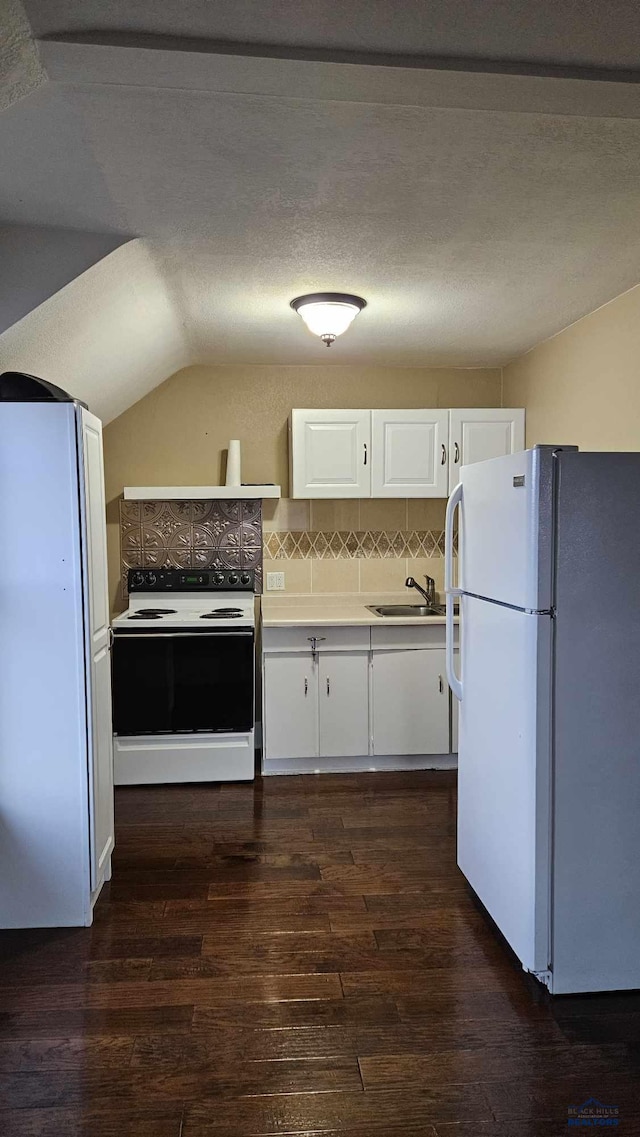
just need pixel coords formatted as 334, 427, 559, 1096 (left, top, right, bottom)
457, 596, 551, 974
458, 447, 557, 611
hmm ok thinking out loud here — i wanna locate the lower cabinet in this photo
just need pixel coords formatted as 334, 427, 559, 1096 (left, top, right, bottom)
262, 644, 369, 761
372, 646, 449, 755
262, 622, 455, 771
262, 652, 318, 760
318, 652, 370, 758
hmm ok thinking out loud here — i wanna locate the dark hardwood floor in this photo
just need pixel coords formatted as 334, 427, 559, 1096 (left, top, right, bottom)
2, 770, 640, 1135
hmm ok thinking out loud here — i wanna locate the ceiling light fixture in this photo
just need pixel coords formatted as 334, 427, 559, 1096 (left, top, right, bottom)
290, 292, 367, 348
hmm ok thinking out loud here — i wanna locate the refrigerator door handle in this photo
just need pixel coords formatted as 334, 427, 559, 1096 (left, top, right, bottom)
445, 481, 463, 701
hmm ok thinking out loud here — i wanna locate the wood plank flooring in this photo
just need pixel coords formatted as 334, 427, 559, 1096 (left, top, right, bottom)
1, 770, 640, 1135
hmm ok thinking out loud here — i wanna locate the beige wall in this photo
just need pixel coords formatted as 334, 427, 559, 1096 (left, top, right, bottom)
503, 282, 640, 449
104, 363, 501, 611
262, 495, 449, 598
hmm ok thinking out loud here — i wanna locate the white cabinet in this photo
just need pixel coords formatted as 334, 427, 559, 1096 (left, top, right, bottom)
263, 622, 456, 772
262, 627, 370, 764
291, 408, 524, 499
80, 410, 115, 888
371, 634, 449, 756
263, 653, 318, 760
319, 653, 370, 757
290, 409, 371, 498
371, 409, 450, 497
448, 408, 525, 493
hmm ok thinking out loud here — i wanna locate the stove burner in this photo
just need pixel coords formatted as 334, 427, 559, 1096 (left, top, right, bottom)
200, 609, 242, 619
128, 612, 162, 620
136, 608, 177, 616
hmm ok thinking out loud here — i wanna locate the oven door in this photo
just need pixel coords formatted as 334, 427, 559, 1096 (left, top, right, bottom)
112, 629, 254, 735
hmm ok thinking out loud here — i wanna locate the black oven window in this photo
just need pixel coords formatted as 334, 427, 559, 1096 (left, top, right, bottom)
172, 634, 253, 732
112, 632, 254, 735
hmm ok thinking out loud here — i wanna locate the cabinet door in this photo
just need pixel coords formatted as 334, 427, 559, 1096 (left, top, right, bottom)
372, 648, 449, 755
371, 410, 450, 497
318, 652, 370, 758
448, 408, 525, 493
263, 653, 318, 760
290, 409, 371, 498
79, 409, 115, 888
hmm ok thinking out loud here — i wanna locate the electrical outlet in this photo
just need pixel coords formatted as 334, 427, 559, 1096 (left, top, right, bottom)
266, 571, 285, 591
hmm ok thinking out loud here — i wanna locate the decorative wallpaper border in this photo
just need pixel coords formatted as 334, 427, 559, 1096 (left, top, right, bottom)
119, 499, 263, 597
263, 529, 452, 560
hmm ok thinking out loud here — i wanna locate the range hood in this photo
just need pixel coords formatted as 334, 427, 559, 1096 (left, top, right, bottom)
123, 485, 281, 500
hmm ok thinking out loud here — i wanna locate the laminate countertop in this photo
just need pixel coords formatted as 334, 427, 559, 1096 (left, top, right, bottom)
261, 592, 458, 628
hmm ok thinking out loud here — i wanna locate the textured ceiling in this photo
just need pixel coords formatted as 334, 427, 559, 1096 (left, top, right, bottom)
2, 2, 640, 386
0, 0, 45, 111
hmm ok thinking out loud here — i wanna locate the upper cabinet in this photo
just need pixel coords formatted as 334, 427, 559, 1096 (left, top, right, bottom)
371, 410, 450, 498
448, 408, 525, 494
290, 409, 371, 498
290, 408, 525, 499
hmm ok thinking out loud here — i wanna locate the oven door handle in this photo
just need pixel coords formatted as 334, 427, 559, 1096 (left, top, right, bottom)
113, 630, 254, 638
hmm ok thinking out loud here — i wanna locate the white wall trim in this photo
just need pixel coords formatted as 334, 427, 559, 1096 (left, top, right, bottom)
262, 753, 457, 775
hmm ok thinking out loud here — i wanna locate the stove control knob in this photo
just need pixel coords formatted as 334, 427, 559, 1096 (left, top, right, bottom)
240, 572, 252, 586
227, 573, 239, 585
146, 572, 157, 586
213, 572, 226, 586
131, 571, 145, 589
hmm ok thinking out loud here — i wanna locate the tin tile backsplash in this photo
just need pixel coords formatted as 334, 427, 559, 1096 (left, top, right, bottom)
120, 499, 263, 597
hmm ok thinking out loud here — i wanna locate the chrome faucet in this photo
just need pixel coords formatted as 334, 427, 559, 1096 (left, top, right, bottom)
405, 574, 436, 607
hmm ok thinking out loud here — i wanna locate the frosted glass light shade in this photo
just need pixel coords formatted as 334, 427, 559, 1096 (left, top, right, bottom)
290, 292, 367, 346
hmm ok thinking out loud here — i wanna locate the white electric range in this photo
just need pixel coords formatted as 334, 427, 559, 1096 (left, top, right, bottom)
111, 568, 256, 785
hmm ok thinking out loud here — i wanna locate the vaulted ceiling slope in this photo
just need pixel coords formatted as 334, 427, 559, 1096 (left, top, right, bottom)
2, 1, 640, 418
21, 0, 640, 74
0, 224, 127, 334
0, 240, 191, 423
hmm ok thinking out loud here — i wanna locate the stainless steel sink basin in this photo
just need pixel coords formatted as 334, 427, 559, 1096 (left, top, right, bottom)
367, 604, 445, 618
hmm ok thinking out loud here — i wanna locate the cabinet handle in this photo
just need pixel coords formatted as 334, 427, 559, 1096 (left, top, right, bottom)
363, 443, 367, 466
304, 677, 308, 695
326, 677, 331, 696
454, 442, 460, 464
441, 444, 447, 465
307, 635, 326, 661
438, 674, 444, 693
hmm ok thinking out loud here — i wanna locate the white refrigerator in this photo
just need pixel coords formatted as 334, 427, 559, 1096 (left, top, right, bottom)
445, 444, 640, 994
0, 391, 115, 927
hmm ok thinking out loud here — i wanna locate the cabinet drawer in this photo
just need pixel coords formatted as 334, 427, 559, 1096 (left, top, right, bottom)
371, 624, 449, 651
263, 625, 370, 654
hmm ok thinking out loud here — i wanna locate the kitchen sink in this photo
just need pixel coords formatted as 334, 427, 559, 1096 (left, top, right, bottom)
367, 603, 445, 618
